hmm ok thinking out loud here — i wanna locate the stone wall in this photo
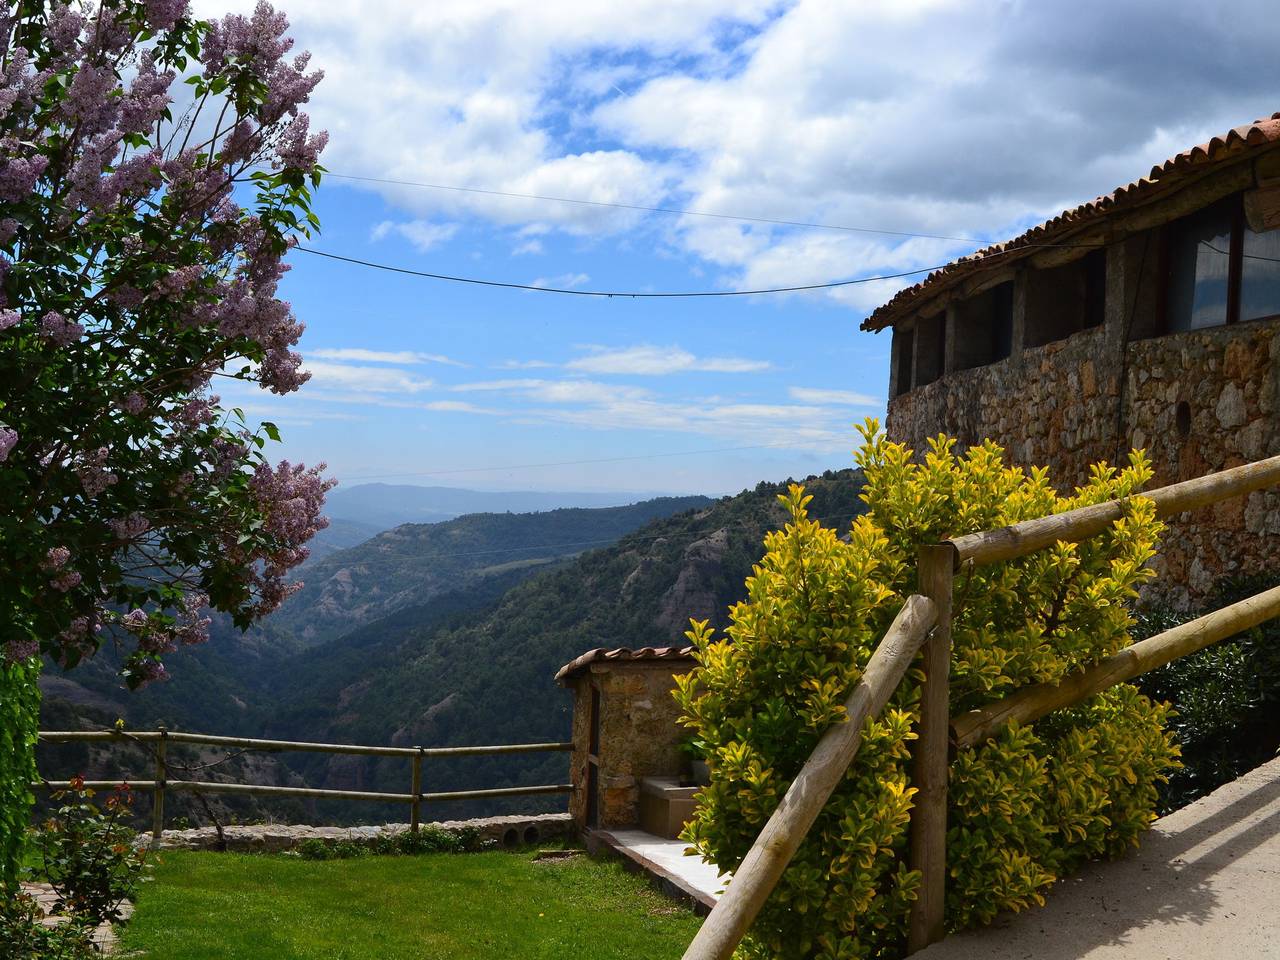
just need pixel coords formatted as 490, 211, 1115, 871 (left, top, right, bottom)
567, 663, 690, 831
887, 314, 1280, 607
144, 812, 572, 852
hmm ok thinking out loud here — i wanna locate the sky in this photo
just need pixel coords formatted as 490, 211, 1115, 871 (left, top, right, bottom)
200, 0, 1280, 497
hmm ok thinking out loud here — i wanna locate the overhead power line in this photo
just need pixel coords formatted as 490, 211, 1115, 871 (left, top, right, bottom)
296, 246, 945, 298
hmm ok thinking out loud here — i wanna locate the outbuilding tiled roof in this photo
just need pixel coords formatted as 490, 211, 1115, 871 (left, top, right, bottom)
861, 112, 1280, 332
554, 645, 695, 684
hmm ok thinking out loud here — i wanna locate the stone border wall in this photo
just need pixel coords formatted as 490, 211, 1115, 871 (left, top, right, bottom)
144, 812, 572, 853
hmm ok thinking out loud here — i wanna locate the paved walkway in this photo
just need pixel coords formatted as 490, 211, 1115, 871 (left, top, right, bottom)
592, 828, 730, 909
918, 756, 1280, 960
20, 882, 130, 954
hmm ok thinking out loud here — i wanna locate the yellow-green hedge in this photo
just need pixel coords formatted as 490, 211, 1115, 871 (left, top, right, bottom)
675, 425, 1179, 959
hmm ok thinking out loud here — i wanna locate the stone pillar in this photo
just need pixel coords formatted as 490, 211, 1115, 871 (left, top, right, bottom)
1010, 268, 1030, 372
558, 651, 695, 833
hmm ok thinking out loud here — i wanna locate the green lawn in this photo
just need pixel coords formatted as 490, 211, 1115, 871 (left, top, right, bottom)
121, 849, 703, 960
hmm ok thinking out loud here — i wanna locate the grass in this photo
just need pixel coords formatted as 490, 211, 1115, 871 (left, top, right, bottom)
121, 849, 703, 960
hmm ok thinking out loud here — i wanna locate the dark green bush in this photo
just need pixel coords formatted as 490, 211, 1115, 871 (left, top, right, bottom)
0, 656, 39, 893
296, 825, 486, 860
1137, 573, 1280, 812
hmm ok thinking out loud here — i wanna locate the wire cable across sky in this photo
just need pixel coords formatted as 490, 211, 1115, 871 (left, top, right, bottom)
296, 246, 947, 298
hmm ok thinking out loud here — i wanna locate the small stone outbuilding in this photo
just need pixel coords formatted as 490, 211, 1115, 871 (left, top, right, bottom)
555, 646, 695, 832
865, 112, 1280, 606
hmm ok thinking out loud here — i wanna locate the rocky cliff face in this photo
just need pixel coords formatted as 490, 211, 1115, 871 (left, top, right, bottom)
656, 528, 732, 636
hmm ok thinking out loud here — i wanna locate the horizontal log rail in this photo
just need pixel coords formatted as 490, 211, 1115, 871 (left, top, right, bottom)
947, 453, 1280, 567
34, 778, 575, 805
38, 729, 573, 759
951, 583, 1280, 749
681, 594, 938, 960
36, 728, 575, 840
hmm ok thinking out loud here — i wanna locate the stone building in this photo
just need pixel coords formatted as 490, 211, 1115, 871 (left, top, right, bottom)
865, 113, 1280, 605
555, 645, 695, 832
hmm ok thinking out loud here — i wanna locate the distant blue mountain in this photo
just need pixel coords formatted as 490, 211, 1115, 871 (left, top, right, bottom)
321, 482, 681, 531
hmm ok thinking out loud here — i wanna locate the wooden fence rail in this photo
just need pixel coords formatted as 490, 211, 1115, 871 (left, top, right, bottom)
683, 452, 1280, 960
35, 729, 574, 843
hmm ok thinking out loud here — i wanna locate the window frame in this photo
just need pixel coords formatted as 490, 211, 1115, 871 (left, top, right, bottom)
1160, 194, 1280, 333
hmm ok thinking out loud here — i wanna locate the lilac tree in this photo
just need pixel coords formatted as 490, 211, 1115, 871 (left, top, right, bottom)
0, 0, 332, 688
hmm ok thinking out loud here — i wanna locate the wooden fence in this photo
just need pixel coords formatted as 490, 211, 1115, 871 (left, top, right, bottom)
36, 728, 573, 842
683, 452, 1280, 960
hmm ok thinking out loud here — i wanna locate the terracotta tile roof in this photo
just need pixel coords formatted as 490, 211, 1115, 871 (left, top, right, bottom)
555, 646, 695, 683
861, 112, 1280, 332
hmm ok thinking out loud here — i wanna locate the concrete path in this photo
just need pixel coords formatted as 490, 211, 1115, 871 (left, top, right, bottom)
591, 828, 730, 910
918, 756, 1280, 960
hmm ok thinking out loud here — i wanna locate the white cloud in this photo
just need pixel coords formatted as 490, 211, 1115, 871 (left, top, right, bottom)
789, 387, 880, 406
301, 360, 435, 393
311, 348, 466, 367
566, 345, 770, 375
370, 219, 459, 252
437, 374, 868, 450
419, 400, 499, 414
497, 358, 555, 369
531, 272, 590, 289
450, 378, 651, 405
201, 0, 1280, 310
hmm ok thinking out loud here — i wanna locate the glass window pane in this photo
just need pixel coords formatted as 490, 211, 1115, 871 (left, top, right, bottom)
1166, 205, 1233, 332
1241, 226, 1280, 323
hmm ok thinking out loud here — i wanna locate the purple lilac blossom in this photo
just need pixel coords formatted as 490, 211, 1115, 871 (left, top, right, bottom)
40, 311, 85, 346
108, 512, 150, 540
4, 638, 39, 663
43, 546, 70, 569
50, 570, 82, 592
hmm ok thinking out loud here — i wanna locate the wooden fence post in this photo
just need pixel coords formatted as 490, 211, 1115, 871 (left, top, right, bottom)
152, 725, 168, 846
907, 545, 955, 952
410, 747, 423, 833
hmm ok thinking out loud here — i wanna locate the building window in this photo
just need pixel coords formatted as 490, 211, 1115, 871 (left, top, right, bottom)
1083, 249, 1107, 329
953, 281, 1013, 370
1163, 194, 1280, 332
893, 326, 914, 397
1025, 251, 1108, 347
915, 311, 946, 386
1240, 218, 1280, 323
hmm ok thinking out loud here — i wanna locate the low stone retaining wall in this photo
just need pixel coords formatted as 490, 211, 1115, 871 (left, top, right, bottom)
145, 812, 573, 853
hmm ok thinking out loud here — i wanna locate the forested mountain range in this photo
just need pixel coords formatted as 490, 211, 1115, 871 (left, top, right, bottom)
322, 483, 668, 531
36, 472, 866, 824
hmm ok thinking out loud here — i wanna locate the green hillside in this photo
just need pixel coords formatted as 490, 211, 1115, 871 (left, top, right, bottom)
263, 469, 866, 821
269, 496, 714, 646
36, 474, 865, 825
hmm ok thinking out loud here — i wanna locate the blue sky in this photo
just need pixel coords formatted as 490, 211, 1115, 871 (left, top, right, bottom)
205, 0, 1280, 496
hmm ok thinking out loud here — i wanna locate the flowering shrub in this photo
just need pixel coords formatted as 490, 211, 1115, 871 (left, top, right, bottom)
32, 778, 146, 928
675, 424, 1180, 959
0, 0, 333, 685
